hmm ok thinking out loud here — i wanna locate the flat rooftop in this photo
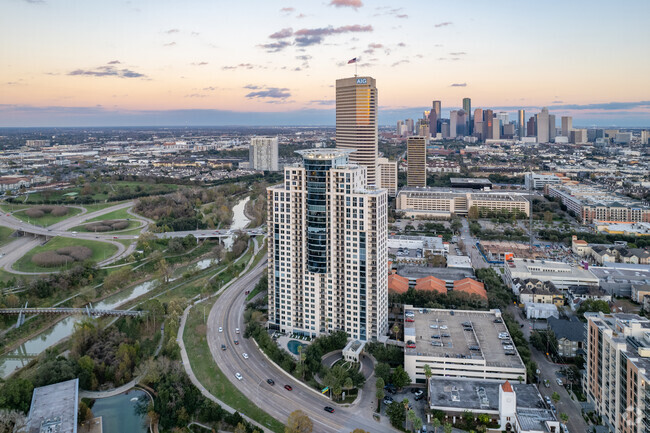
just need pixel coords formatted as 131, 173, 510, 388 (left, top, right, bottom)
403, 308, 525, 369
428, 377, 545, 411
396, 264, 474, 282
507, 258, 598, 281
26, 378, 78, 433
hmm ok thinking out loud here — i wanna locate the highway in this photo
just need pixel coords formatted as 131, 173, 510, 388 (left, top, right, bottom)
206, 257, 397, 433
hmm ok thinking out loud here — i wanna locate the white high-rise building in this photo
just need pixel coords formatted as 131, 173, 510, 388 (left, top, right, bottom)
536, 107, 550, 143
336, 76, 378, 186
377, 157, 398, 197
249, 136, 279, 171
267, 149, 388, 340
561, 116, 573, 137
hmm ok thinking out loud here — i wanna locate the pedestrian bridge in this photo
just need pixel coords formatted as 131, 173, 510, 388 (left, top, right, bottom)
0, 307, 144, 317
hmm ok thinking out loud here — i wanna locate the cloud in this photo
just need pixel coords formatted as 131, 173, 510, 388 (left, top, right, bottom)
449, 51, 466, 56
191, 31, 200, 36
165, 28, 179, 34
293, 24, 372, 46
397, 42, 406, 47
297, 13, 307, 18
191, 62, 208, 66
258, 40, 292, 52
67, 64, 147, 79
222, 63, 262, 70
309, 99, 336, 106
202, 87, 218, 91
23, 0, 45, 3
450, 83, 467, 87
552, 100, 563, 104
244, 84, 261, 89
185, 94, 207, 98
550, 101, 650, 110
163, 42, 176, 47
329, 0, 363, 9
396, 14, 408, 19
434, 21, 452, 28
280, 7, 295, 12
270, 28, 293, 39
107, 60, 121, 65
245, 86, 291, 100
391, 60, 409, 67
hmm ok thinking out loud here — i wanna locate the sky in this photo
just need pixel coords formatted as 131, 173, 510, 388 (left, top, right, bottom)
1, 0, 649, 127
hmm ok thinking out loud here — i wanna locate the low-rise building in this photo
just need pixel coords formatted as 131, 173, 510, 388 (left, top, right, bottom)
505, 258, 599, 292
631, 284, 650, 304
403, 306, 527, 384
524, 302, 559, 319
25, 378, 79, 433
590, 264, 650, 297
547, 316, 585, 358
515, 279, 564, 306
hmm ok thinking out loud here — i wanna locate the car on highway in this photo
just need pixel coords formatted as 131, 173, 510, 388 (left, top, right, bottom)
235, 373, 243, 381
218, 327, 223, 333
235, 328, 240, 334
324, 406, 335, 413
221, 344, 226, 351
242, 353, 249, 359
284, 385, 292, 391
234, 339, 239, 345
267, 379, 275, 386
556, 378, 563, 386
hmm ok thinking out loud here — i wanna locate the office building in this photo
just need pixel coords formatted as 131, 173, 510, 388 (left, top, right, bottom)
377, 157, 397, 197
547, 184, 650, 224
267, 149, 388, 340
588, 128, 605, 142
504, 258, 599, 291
518, 110, 526, 138
585, 312, 650, 433
548, 114, 556, 142
570, 129, 587, 144
527, 117, 536, 138
406, 118, 414, 135
418, 124, 430, 139
641, 130, 650, 145
428, 110, 437, 136
396, 187, 530, 219
484, 109, 494, 139
25, 139, 50, 148
431, 100, 441, 133
449, 110, 458, 139
336, 76, 378, 186
524, 172, 562, 190
497, 112, 509, 130
474, 108, 484, 140
249, 136, 279, 171
536, 108, 550, 143
491, 116, 501, 140
462, 98, 472, 134
561, 116, 572, 137
407, 136, 427, 187
396, 120, 404, 136
403, 307, 527, 383
615, 132, 633, 144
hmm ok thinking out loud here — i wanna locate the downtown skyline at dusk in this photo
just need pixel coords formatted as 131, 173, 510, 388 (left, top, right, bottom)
2, 0, 649, 126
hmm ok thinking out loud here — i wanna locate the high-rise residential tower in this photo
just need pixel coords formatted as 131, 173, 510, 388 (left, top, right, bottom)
249, 136, 279, 171
407, 136, 427, 187
536, 107, 550, 143
266, 149, 388, 340
518, 110, 526, 138
462, 98, 472, 134
377, 157, 398, 197
561, 116, 573, 137
336, 76, 378, 186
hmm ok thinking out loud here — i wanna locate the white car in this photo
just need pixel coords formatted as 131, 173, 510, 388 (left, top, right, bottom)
556, 378, 563, 386
218, 327, 223, 333
235, 373, 243, 380
440, 325, 448, 330
235, 328, 240, 334
429, 324, 438, 329
242, 353, 249, 359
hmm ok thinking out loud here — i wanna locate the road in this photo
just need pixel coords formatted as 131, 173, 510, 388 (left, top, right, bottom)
507, 305, 589, 433
206, 258, 396, 433
459, 218, 488, 269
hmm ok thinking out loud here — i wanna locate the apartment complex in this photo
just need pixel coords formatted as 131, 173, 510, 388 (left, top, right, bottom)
547, 184, 650, 224
249, 136, 279, 171
396, 187, 530, 219
266, 149, 388, 340
403, 306, 527, 383
377, 157, 398, 197
505, 258, 599, 291
336, 76, 378, 186
524, 172, 564, 190
585, 312, 650, 433
407, 136, 427, 187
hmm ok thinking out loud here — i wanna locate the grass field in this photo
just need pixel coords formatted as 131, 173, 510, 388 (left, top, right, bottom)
0, 203, 30, 213
21, 181, 179, 204
85, 207, 133, 222
11, 206, 83, 227
13, 237, 118, 273
69, 220, 141, 233
82, 202, 127, 213
184, 297, 284, 433
0, 226, 15, 247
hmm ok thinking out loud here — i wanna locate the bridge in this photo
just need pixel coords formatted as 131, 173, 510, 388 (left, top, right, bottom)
0, 306, 145, 324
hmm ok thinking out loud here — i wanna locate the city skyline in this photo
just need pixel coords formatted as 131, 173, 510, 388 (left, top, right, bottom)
2, 0, 649, 127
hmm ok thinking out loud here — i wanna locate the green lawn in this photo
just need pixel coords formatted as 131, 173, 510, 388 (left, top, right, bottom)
0, 203, 30, 213
22, 181, 179, 204
85, 207, 133, 223
11, 206, 83, 227
83, 202, 127, 212
13, 237, 118, 273
69, 220, 141, 233
0, 225, 15, 247
184, 297, 284, 433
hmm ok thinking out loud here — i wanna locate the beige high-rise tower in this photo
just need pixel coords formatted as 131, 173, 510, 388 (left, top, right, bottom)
407, 136, 427, 187
336, 76, 378, 186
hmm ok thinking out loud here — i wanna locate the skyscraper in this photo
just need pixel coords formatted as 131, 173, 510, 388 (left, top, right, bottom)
267, 149, 388, 340
462, 98, 472, 135
548, 114, 556, 142
518, 110, 526, 138
336, 76, 378, 186
473, 108, 484, 140
377, 157, 397, 197
449, 110, 458, 139
431, 100, 441, 133
407, 136, 427, 187
527, 117, 536, 137
561, 116, 573, 137
396, 120, 404, 136
484, 109, 494, 139
405, 118, 414, 134
249, 136, 279, 171
536, 107, 550, 143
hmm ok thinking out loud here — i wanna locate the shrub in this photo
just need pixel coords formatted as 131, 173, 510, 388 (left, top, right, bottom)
24, 205, 70, 218
32, 246, 92, 267
85, 219, 130, 232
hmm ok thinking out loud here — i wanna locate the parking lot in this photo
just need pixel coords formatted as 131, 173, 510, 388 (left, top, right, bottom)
381, 386, 429, 428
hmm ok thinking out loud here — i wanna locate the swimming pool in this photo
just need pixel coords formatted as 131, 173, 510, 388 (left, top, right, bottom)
287, 340, 307, 355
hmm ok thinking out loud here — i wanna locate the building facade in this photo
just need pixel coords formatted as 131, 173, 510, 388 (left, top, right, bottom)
377, 157, 398, 197
267, 149, 388, 340
249, 136, 279, 171
407, 136, 427, 187
336, 76, 378, 186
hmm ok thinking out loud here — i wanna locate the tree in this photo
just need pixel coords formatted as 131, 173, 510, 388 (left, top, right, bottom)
285, 410, 313, 433
450, 218, 462, 233
0, 378, 34, 412
559, 413, 569, 424
412, 415, 423, 432
392, 323, 401, 341
423, 364, 432, 386
406, 409, 419, 432
551, 392, 561, 405
234, 423, 247, 433
386, 400, 406, 429
468, 205, 479, 220
78, 401, 93, 424
391, 365, 411, 390
431, 418, 442, 433
375, 363, 391, 383
443, 422, 453, 433
375, 378, 385, 407
577, 299, 610, 316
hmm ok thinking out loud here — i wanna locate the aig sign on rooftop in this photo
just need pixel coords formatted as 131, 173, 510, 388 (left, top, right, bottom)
356, 78, 367, 84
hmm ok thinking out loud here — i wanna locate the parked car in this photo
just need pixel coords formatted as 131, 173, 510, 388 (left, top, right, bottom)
556, 378, 563, 386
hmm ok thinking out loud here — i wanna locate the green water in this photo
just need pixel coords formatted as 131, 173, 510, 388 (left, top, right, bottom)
91, 389, 149, 433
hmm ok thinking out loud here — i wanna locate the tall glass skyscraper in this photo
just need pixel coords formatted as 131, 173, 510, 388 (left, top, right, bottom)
462, 98, 472, 135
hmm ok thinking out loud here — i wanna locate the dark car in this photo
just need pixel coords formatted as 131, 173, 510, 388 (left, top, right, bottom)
324, 406, 335, 413
267, 379, 275, 386
221, 344, 226, 351
234, 339, 239, 345
284, 385, 293, 391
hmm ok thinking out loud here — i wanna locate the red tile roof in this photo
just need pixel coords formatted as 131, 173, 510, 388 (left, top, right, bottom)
453, 278, 487, 300
502, 380, 513, 393
388, 274, 410, 294
415, 276, 447, 294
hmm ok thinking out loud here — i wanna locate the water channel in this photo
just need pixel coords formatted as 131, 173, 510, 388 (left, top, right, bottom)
0, 196, 252, 378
